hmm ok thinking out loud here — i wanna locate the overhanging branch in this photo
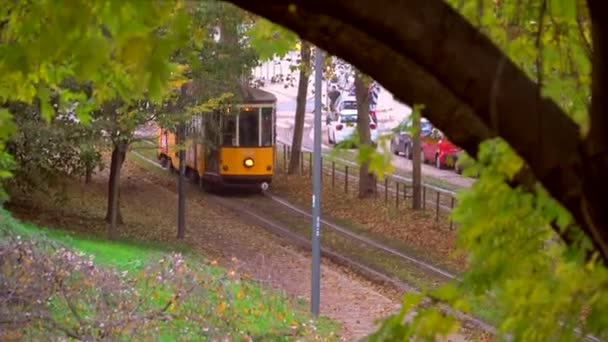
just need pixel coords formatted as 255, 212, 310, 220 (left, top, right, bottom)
226, 0, 607, 262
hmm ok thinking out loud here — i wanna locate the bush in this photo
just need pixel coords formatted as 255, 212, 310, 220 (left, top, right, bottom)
0, 234, 205, 340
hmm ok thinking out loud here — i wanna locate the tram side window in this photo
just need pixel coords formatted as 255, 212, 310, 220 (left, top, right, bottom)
261, 107, 273, 147
239, 109, 259, 147
221, 115, 236, 146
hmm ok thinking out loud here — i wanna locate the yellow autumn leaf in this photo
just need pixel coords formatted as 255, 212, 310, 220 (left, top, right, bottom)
216, 301, 227, 314
236, 290, 244, 299
193, 27, 206, 48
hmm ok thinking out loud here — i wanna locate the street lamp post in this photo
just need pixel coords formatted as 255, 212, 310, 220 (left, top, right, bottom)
177, 121, 186, 240
311, 47, 323, 316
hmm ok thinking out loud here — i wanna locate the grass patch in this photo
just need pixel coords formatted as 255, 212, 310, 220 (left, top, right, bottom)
1, 208, 339, 340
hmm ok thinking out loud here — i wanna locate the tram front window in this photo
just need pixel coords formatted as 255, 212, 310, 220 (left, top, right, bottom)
239, 109, 259, 147
261, 107, 273, 146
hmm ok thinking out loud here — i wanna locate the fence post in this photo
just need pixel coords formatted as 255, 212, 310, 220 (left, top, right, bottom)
435, 191, 440, 222
300, 151, 304, 175
320, 157, 323, 183
345, 165, 349, 193
374, 176, 378, 198
283, 144, 287, 172
449, 197, 455, 230
332, 161, 335, 188
396, 182, 399, 208
422, 186, 427, 212
384, 176, 388, 204
309, 152, 313, 177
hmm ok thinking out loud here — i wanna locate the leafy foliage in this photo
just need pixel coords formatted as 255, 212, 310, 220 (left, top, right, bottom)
247, 18, 298, 61
370, 1, 606, 340
456, 0, 591, 131
0, 0, 195, 215
0, 0, 192, 113
451, 139, 606, 340
5, 102, 103, 200
183, 1, 260, 101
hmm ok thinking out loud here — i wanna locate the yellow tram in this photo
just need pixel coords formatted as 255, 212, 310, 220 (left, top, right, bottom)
157, 85, 277, 191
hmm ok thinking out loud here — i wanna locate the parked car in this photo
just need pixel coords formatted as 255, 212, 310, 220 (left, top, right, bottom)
421, 128, 461, 169
327, 95, 378, 145
390, 117, 432, 158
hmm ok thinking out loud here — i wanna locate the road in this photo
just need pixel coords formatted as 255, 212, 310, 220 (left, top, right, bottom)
262, 80, 475, 190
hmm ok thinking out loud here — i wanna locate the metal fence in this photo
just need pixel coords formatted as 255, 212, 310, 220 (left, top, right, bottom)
275, 142, 458, 228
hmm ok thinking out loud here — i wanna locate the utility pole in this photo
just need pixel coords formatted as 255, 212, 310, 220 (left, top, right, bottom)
177, 122, 186, 239
311, 47, 323, 316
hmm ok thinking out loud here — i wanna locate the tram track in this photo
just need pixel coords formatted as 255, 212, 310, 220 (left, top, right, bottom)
131, 146, 598, 341
130, 149, 495, 336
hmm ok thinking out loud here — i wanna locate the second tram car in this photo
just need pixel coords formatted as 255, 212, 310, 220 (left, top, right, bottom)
157, 85, 277, 191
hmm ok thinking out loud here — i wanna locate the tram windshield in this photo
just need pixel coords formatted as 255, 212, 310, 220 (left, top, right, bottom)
219, 106, 274, 147
239, 108, 259, 147
261, 107, 273, 146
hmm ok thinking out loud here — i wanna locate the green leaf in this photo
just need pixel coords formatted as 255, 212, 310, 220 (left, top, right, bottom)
0, 109, 16, 140
247, 18, 298, 61
551, 0, 576, 21
433, 284, 459, 302
37, 86, 55, 122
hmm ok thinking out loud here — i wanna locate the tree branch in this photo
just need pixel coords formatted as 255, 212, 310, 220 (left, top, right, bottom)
576, 1, 593, 60
227, 0, 608, 262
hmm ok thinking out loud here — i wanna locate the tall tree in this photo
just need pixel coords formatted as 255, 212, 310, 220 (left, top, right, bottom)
354, 71, 375, 198
100, 100, 157, 238
288, 41, 311, 175
411, 107, 422, 210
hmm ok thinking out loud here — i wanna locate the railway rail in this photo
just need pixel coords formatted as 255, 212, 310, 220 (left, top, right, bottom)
130, 149, 494, 336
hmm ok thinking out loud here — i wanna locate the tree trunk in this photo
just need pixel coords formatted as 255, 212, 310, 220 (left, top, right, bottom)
84, 160, 93, 184
85, 168, 92, 184
412, 110, 422, 210
288, 41, 312, 175
354, 71, 375, 198
581, 0, 608, 259
177, 123, 186, 240
105, 142, 126, 239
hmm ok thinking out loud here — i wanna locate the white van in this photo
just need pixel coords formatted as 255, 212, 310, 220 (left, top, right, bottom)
327, 95, 378, 145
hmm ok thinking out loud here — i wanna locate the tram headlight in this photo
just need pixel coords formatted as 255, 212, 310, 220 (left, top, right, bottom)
243, 157, 255, 168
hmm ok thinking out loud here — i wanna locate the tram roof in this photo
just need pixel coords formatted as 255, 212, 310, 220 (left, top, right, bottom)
237, 85, 277, 104
176, 81, 277, 105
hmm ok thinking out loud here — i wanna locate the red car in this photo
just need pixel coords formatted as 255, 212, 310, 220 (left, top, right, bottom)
421, 128, 461, 169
